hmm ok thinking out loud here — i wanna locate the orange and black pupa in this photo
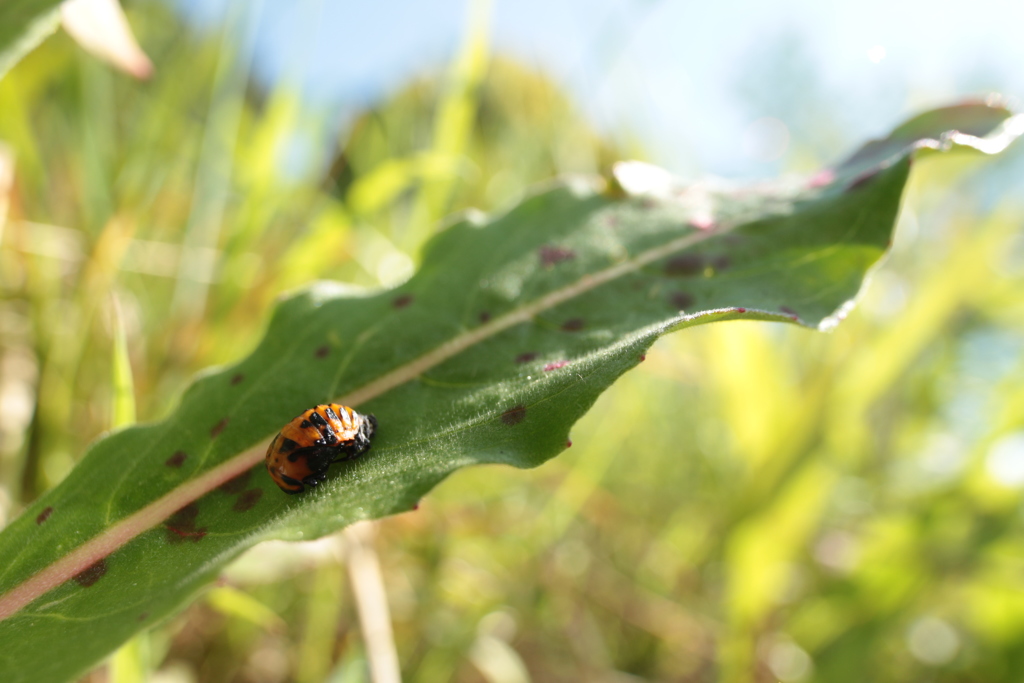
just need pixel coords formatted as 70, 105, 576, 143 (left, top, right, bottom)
265, 403, 377, 494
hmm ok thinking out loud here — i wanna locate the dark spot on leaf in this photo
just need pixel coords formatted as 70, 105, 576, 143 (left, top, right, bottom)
670, 292, 695, 310
233, 489, 263, 512
544, 360, 569, 371
639, 354, 646, 362
736, 308, 747, 313
210, 418, 228, 438
479, 311, 491, 323
169, 503, 199, 524
315, 345, 331, 359
780, 306, 799, 319
74, 560, 107, 587
219, 469, 252, 494
165, 504, 206, 544
413, 501, 421, 511
713, 255, 731, 270
138, 612, 149, 622
393, 294, 414, 309
566, 440, 573, 448
501, 405, 527, 426
515, 352, 538, 364
539, 245, 576, 267
165, 451, 187, 468
36, 507, 53, 525
166, 525, 207, 543
561, 318, 585, 332
665, 254, 704, 277
230, 373, 244, 386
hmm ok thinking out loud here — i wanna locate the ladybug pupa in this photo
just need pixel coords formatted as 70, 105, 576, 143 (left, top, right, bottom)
265, 403, 377, 494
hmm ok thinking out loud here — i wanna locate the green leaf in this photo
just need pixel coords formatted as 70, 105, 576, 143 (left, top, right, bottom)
0, 0, 63, 81
0, 102, 1019, 683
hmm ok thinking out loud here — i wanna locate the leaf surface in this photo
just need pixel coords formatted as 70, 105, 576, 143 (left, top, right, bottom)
0, 102, 1019, 683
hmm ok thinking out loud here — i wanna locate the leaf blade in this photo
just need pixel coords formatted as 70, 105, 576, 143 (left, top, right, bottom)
0, 102, 1018, 683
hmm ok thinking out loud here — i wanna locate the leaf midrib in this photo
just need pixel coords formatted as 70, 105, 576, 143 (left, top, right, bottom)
0, 219, 723, 622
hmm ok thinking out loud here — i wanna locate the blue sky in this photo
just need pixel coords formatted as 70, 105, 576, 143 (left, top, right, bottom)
174, 0, 1024, 179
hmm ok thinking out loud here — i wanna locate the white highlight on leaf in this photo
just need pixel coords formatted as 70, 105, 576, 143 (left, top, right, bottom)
612, 160, 675, 197
947, 113, 1024, 156
818, 298, 857, 332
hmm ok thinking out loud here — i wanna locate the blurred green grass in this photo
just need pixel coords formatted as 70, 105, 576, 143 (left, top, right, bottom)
1, 2, 1024, 682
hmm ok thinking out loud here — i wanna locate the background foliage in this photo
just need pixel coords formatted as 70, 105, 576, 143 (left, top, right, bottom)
1, 2, 1023, 682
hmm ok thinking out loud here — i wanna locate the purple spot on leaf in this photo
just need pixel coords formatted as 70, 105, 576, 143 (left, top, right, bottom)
165, 451, 187, 468
393, 294, 414, 309
561, 318, 585, 332
74, 560, 108, 587
670, 292, 695, 310
210, 418, 228, 438
665, 254, 704, 277
566, 440, 573, 448
501, 405, 527, 426
169, 503, 198, 523
736, 308, 747, 313
539, 245, 576, 267
315, 345, 331, 359
165, 503, 206, 544
639, 354, 646, 362
233, 489, 263, 512
544, 360, 569, 371
166, 526, 207, 543
219, 470, 252, 494
36, 507, 53, 525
